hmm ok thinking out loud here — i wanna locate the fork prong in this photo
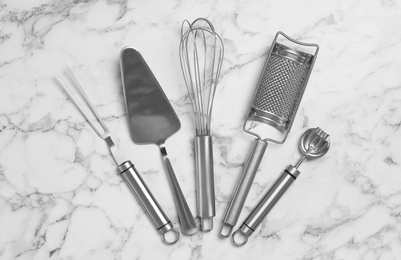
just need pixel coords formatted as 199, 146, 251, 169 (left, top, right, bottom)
55, 69, 109, 140
65, 67, 111, 137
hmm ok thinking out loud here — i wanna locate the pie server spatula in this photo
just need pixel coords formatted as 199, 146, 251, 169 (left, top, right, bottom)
119, 46, 197, 235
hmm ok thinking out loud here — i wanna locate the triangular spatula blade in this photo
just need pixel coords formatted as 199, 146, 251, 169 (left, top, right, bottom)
120, 47, 181, 145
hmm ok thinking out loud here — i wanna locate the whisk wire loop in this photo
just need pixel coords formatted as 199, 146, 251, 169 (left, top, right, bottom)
179, 18, 224, 136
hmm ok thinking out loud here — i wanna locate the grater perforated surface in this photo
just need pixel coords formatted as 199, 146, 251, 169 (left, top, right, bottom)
252, 54, 310, 126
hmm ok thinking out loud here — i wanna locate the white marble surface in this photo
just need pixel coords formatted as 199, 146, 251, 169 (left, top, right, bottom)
1, 0, 401, 259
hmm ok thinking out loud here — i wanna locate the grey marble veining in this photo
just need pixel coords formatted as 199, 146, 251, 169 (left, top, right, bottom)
0, 0, 400, 259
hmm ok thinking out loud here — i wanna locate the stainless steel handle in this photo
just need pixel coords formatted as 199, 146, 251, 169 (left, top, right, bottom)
231, 165, 300, 246
118, 161, 180, 245
220, 138, 268, 238
195, 135, 215, 232
159, 145, 197, 235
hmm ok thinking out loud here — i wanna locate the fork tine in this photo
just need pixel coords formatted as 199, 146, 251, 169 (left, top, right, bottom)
55, 69, 109, 139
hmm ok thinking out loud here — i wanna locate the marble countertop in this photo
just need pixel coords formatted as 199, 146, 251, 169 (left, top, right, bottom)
1, 0, 400, 259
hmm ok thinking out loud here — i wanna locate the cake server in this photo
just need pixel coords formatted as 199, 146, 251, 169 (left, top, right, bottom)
120, 47, 197, 235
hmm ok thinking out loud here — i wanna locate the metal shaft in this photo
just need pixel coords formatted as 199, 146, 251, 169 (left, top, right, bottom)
195, 135, 215, 231
159, 144, 198, 236
118, 162, 173, 230
232, 165, 299, 246
220, 138, 268, 237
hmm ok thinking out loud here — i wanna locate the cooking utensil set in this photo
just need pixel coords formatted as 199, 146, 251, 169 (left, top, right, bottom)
55, 18, 330, 246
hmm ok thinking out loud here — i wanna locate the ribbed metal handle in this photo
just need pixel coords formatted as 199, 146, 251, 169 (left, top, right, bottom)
118, 161, 180, 245
220, 138, 268, 238
195, 135, 215, 232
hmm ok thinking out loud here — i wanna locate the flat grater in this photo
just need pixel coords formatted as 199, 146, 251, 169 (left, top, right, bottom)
220, 31, 319, 238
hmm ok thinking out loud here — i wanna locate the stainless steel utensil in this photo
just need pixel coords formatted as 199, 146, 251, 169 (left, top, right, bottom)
220, 32, 319, 238
55, 67, 180, 245
231, 127, 330, 246
120, 47, 197, 236
179, 18, 224, 232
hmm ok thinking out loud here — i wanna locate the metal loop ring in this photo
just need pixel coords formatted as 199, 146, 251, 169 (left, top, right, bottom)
161, 228, 180, 245
231, 229, 249, 247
